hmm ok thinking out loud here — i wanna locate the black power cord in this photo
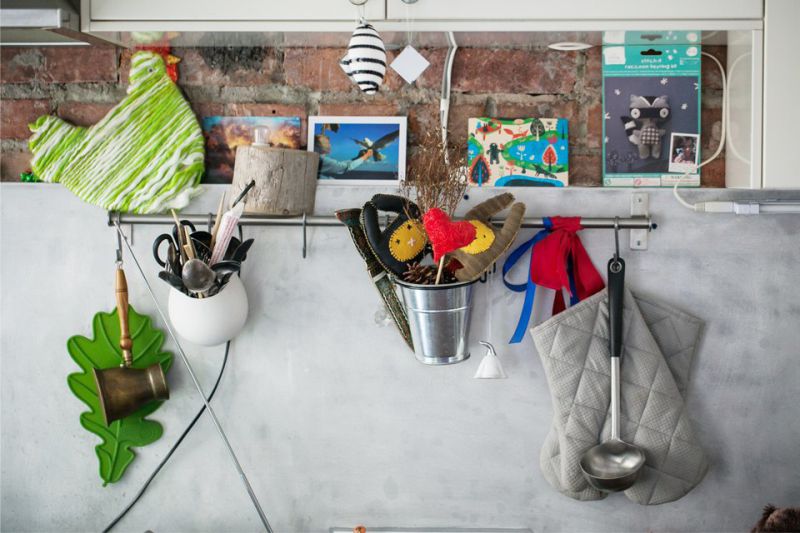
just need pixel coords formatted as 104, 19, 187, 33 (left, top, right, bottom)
103, 340, 232, 532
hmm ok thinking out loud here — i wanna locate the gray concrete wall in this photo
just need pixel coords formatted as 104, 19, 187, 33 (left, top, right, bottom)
1, 184, 799, 532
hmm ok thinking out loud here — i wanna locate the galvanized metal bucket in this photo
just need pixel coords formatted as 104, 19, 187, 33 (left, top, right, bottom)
394, 277, 477, 365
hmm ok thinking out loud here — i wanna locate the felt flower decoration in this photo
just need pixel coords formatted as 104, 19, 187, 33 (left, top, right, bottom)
361, 194, 426, 276
450, 193, 526, 282
422, 208, 476, 263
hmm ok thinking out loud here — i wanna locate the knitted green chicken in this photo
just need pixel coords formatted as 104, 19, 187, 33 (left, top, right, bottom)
28, 51, 204, 214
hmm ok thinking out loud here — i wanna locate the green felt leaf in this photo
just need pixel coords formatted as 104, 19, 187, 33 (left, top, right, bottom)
67, 305, 172, 486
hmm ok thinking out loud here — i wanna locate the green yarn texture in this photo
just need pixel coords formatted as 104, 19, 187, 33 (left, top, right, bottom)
66, 305, 173, 485
29, 51, 204, 214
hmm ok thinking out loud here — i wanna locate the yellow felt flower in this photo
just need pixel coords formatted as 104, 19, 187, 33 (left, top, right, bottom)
460, 220, 495, 255
389, 219, 427, 261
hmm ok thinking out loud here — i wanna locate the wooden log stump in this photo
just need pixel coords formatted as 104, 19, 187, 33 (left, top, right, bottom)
230, 147, 320, 216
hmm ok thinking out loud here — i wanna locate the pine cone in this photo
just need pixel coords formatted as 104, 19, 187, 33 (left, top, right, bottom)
402, 262, 456, 285
402, 262, 435, 284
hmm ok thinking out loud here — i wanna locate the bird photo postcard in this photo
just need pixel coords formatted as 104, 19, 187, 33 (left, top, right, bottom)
307, 116, 407, 184
467, 117, 569, 187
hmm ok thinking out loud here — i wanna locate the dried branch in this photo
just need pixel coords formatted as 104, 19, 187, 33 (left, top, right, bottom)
402, 130, 468, 217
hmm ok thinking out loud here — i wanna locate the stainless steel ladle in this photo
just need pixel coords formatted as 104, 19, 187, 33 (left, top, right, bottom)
580, 222, 645, 492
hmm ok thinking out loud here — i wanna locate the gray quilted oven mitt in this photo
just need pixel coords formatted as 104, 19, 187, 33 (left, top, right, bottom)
530, 288, 708, 505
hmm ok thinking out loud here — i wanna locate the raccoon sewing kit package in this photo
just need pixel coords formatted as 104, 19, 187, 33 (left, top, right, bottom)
602, 41, 702, 187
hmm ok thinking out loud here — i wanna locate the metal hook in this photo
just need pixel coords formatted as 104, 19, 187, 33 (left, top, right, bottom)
610, 217, 623, 274
478, 341, 497, 357
349, 0, 367, 22
302, 212, 307, 259
113, 211, 123, 266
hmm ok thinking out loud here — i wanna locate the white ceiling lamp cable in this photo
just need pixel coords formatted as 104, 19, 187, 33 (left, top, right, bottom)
440, 31, 457, 150
673, 52, 800, 214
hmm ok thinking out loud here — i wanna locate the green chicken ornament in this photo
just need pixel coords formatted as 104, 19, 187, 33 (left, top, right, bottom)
28, 51, 204, 214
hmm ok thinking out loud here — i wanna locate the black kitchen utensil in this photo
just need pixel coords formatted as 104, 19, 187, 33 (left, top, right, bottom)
191, 238, 212, 263
158, 270, 187, 293
152, 220, 197, 268
230, 238, 254, 263
211, 260, 241, 277
224, 237, 241, 261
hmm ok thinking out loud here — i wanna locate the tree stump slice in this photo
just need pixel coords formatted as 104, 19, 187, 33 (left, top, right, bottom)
230, 146, 320, 216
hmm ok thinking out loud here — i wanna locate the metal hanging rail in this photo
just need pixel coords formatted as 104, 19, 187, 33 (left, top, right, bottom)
109, 212, 656, 258
109, 212, 656, 229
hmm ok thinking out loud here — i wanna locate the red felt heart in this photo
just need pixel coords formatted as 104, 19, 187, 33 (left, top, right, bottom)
423, 208, 477, 262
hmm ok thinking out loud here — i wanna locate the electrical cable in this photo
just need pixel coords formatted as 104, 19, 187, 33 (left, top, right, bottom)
114, 221, 273, 532
440, 31, 457, 149
103, 340, 232, 532
673, 51, 800, 215
672, 51, 727, 209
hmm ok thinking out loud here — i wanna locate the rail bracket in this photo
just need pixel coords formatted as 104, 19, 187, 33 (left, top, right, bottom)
630, 193, 649, 251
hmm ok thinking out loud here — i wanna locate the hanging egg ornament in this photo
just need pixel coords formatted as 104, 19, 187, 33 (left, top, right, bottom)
340, 19, 387, 94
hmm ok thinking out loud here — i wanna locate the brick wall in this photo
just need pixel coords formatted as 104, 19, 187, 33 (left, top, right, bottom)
0, 45, 726, 186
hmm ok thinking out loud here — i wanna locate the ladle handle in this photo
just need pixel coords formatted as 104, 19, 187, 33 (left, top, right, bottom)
607, 257, 625, 441
116, 267, 133, 368
608, 257, 625, 359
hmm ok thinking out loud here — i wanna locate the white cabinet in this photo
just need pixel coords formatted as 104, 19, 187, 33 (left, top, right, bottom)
88, 0, 385, 22
387, 0, 763, 20
763, 0, 800, 188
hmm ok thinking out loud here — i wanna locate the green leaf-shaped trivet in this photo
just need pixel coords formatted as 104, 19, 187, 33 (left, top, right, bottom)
67, 305, 172, 485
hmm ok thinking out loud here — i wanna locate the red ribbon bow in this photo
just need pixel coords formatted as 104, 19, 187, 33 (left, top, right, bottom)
530, 216, 605, 314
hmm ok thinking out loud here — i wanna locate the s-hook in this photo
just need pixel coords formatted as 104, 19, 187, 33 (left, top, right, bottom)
610, 217, 623, 274
113, 212, 123, 266
302, 212, 307, 259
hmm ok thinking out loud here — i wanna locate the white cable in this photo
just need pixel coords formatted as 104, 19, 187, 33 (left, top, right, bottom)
672, 52, 800, 215
672, 51, 727, 211
440, 31, 457, 149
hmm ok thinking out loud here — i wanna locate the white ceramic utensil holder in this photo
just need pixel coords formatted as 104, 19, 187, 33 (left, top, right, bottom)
168, 275, 248, 346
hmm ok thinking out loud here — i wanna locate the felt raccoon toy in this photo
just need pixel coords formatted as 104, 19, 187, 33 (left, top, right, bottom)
621, 95, 670, 159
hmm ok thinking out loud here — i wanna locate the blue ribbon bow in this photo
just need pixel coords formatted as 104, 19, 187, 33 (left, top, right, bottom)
502, 217, 579, 344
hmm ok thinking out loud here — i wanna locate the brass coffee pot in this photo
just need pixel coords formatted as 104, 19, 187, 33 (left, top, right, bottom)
92, 267, 169, 425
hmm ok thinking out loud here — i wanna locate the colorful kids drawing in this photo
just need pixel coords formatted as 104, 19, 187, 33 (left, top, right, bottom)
467, 117, 569, 187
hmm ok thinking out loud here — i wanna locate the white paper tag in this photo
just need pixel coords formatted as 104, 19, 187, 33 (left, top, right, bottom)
661, 174, 700, 186
603, 46, 626, 65
390, 45, 430, 84
603, 31, 627, 44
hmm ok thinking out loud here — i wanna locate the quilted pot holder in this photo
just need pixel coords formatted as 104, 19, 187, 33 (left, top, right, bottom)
530, 288, 708, 505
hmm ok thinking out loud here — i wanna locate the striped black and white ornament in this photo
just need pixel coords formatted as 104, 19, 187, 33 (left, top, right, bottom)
340, 19, 386, 94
